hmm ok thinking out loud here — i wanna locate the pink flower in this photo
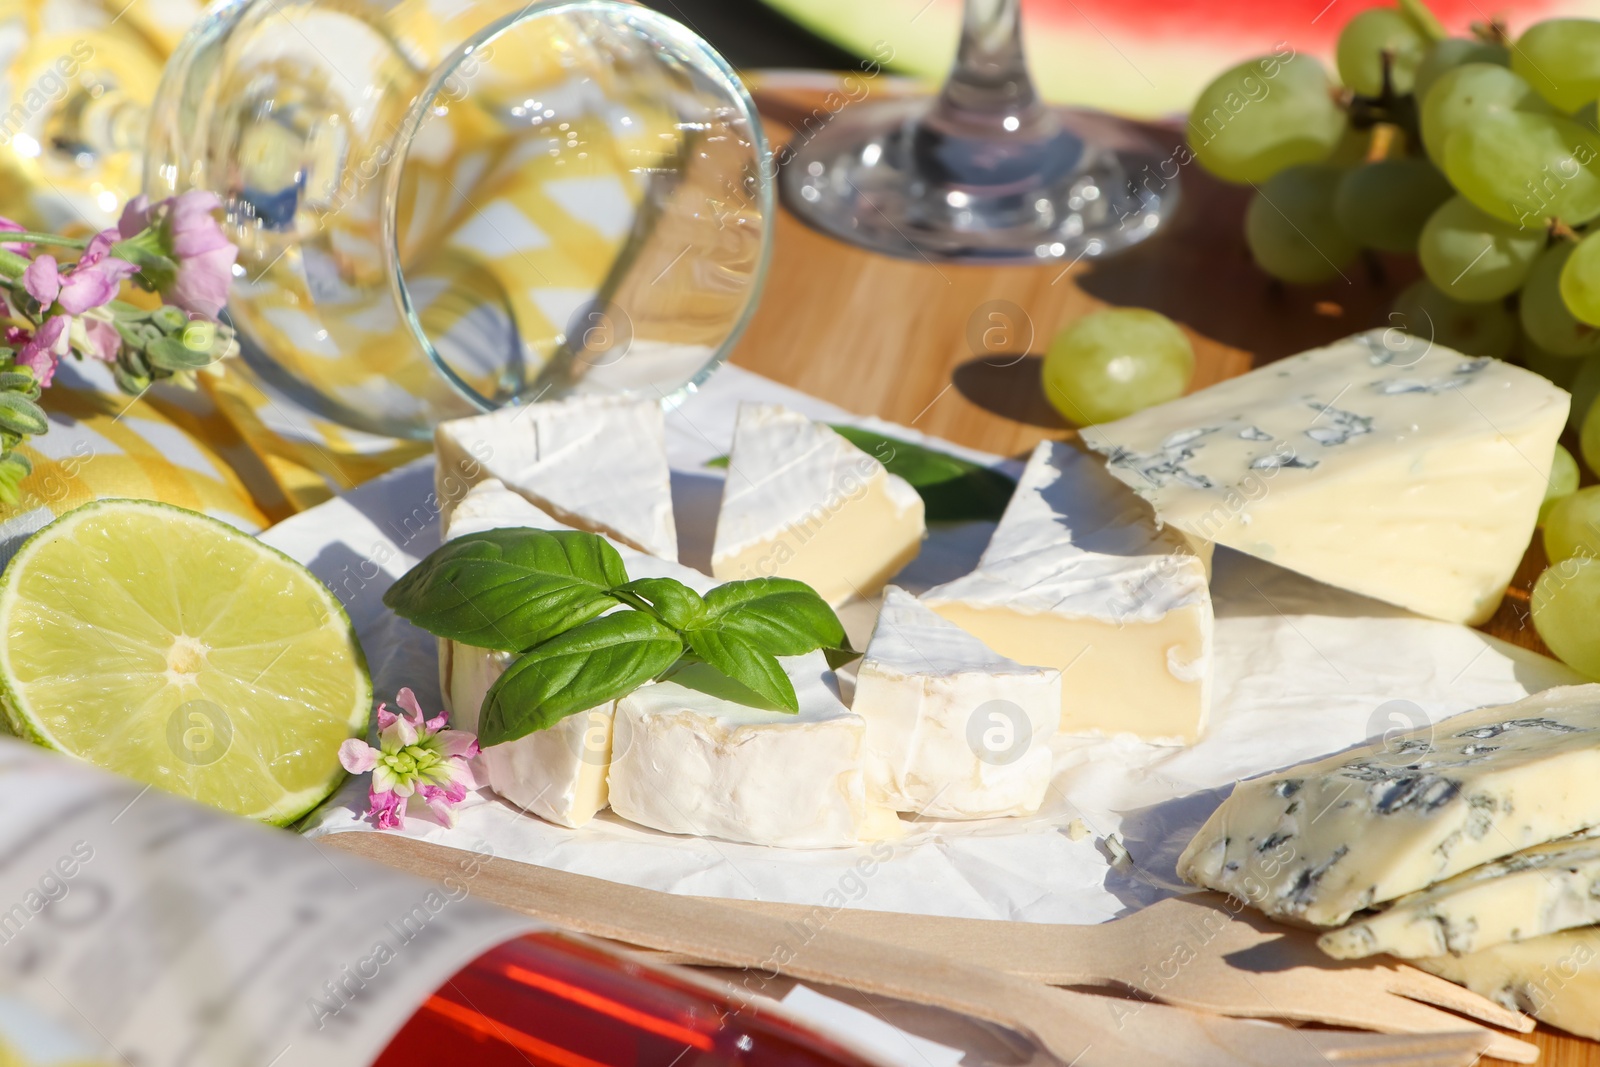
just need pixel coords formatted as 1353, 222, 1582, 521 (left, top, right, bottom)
79, 318, 121, 362
120, 191, 236, 319
23, 254, 59, 306
0, 217, 31, 254
15, 316, 69, 387
22, 238, 137, 316
338, 687, 479, 830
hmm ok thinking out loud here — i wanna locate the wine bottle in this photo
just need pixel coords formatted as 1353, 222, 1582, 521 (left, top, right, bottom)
0, 738, 878, 1067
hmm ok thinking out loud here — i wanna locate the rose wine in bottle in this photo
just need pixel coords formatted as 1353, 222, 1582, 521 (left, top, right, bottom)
0, 740, 877, 1067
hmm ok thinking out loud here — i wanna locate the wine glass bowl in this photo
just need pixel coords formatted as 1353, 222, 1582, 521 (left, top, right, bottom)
142, 0, 771, 438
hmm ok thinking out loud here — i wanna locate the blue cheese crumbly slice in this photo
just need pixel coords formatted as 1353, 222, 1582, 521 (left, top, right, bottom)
1179, 685, 1600, 927
1082, 330, 1569, 625
1416, 928, 1600, 1041
1319, 832, 1600, 960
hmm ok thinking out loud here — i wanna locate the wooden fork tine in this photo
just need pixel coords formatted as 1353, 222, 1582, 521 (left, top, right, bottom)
1296, 1029, 1496, 1067
1385, 963, 1537, 1032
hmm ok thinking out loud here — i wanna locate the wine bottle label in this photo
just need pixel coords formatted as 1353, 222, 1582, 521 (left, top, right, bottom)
0, 740, 540, 1066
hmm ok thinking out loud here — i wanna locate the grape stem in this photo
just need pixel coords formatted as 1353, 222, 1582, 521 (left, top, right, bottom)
1551, 219, 1582, 245
1471, 18, 1510, 45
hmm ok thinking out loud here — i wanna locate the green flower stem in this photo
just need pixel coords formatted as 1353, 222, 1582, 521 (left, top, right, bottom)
1, 232, 89, 250
0, 249, 29, 279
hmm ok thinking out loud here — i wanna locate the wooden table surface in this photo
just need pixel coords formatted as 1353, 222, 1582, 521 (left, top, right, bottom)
729, 78, 1591, 1067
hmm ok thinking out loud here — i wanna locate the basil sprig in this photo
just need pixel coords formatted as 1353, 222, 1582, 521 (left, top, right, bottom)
706, 424, 1016, 522
383, 529, 857, 747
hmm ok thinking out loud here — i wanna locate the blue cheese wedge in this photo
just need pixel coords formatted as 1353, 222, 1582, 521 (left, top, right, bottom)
1180, 685, 1600, 926
1320, 833, 1600, 960
1416, 929, 1600, 1041
711, 404, 924, 606
434, 394, 677, 559
921, 440, 1212, 743
854, 586, 1059, 819
1082, 331, 1569, 625
608, 652, 903, 848
440, 479, 710, 829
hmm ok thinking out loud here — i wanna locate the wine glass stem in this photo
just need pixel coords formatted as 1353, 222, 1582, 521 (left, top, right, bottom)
935, 0, 1042, 129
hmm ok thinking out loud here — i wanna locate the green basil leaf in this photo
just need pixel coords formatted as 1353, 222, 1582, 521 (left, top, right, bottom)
479, 612, 684, 745
145, 335, 215, 371
826, 424, 1015, 523
703, 455, 729, 469
683, 628, 798, 713
615, 577, 706, 630
383, 528, 626, 651
699, 578, 857, 666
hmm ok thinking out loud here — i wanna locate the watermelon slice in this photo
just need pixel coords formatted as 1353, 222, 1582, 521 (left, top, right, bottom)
758, 0, 1598, 118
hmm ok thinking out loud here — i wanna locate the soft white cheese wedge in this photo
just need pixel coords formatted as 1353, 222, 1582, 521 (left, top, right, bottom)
1320, 833, 1600, 960
921, 440, 1212, 743
608, 651, 902, 848
1416, 928, 1600, 1041
710, 404, 924, 606
438, 479, 712, 829
434, 394, 677, 558
854, 586, 1059, 819
1180, 684, 1600, 927
1083, 330, 1569, 625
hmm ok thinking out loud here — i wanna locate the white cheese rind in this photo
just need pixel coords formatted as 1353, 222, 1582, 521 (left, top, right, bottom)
608, 651, 902, 848
434, 395, 677, 559
710, 403, 925, 606
1083, 331, 1569, 625
1320, 834, 1600, 960
854, 586, 1058, 819
1416, 929, 1600, 1040
1179, 684, 1600, 926
922, 440, 1213, 742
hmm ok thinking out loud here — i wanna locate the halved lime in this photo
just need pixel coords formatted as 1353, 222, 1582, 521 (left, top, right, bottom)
0, 499, 371, 823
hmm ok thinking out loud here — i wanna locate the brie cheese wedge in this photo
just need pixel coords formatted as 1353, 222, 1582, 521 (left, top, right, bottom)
434, 394, 677, 559
608, 651, 902, 848
1083, 330, 1569, 625
854, 586, 1059, 819
710, 404, 924, 606
1320, 833, 1600, 960
923, 440, 1213, 743
1180, 684, 1600, 926
439, 479, 711, 829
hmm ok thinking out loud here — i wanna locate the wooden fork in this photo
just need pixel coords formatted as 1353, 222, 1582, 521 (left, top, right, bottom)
324, 835, 1501, 1067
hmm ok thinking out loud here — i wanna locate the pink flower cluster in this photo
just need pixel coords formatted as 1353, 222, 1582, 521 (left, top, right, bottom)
338, 688, 480, 830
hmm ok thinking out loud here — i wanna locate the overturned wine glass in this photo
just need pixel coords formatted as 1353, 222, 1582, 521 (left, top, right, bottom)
779, 0, 1175, 264
28, 0, 771, 438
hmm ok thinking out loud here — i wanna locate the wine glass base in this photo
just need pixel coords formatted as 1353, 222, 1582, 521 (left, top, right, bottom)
779, 98, 1178, 265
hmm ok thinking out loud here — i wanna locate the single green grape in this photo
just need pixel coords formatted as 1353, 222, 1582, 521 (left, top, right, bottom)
1040, 309, 1194, 426
1562, 230, 1600, 326
1513, 19, 1600, 113
1542, 443, 1582, 525
1390, 278, 1517, 358
1419, 63, 1549, 168
1245, 165, 1359, 284
1337, 7, 1428, 97
1188, 54, 1347, 184
1518, 337, 1588, 389
1414, 38, 1510, 102
1418, 195, 1544, 301
1569, 354, 1600, 433
1532, 557, 1600, 679
1545, 485, 1600, 562
1444, 110, 1600, 227
1333, 159, 1453, 253
1522, 243, 1600, 356
1584, 393, 1600, 477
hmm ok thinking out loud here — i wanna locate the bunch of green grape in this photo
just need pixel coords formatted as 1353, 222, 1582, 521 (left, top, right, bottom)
1190, 0, 1600, 676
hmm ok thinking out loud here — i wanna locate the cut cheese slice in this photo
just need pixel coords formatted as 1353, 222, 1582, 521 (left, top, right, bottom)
608, 651, 902, 848
1180, 684, 1600, 926
1320, 833, 1600, 960
1083, 330, 1569, 625
438, 478, 712, 829
855, 586, 1059, 819
922, 440, 1212, 743
710, 403, 924, 606
434, 394, 677, 558
1416, 929, 1600, 1041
